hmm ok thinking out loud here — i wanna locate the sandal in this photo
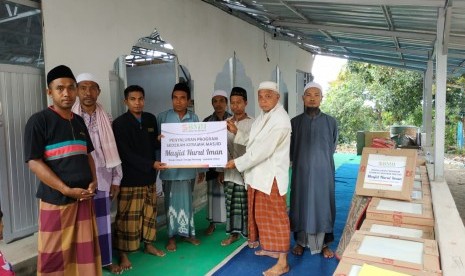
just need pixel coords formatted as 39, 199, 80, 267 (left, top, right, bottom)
221, 234, 240, 246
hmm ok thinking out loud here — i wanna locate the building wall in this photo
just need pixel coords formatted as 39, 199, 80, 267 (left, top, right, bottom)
41, 0, 313, 119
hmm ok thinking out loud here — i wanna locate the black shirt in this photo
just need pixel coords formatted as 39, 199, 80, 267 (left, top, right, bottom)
112, 111, 159, 187
24, 107, 94, 205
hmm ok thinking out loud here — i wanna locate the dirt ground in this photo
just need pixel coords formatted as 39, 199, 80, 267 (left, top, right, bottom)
337, 145, 465, 226
444, 155, 465, 226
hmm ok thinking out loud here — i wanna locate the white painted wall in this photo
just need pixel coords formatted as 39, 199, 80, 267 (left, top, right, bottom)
42, 0, 313, 119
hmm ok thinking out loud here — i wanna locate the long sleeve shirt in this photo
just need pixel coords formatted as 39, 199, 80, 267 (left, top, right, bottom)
224, 116, 254, 185
234, 103, 291, 195
113, 111, 159, 187
157, 109, 205, 181
81, 109, 122, 191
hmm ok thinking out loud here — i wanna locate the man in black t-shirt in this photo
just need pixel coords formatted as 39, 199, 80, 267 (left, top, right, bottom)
24, 65, 102, 275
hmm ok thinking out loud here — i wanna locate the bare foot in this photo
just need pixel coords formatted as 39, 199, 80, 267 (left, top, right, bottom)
248, 240, 259, 248
291, 244, 304, 256
182, 236, 201, 245
119, 252, 132, 271
255, 250, 279, 258
144, 243, 166, 257
166, 238, 177, 252
322, 246, 334, 258
105, 263, 123, 274
221, 234, 240, 246
204, 223, 216, 235
262, 263, 290, 276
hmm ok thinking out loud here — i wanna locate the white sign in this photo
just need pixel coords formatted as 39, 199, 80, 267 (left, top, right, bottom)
363, 154, 407, 191
161, 121, 227, 168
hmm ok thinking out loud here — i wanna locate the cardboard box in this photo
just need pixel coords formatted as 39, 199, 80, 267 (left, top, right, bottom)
356, 148, 417, 201
341, 231, 441, 274
360, 219, 434, 240
364, 131, 391, 147
334, 258, 442, 276
366, 197, 434, 226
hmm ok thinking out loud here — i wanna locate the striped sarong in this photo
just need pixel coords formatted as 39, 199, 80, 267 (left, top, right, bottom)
224, 181, 248, 237
38, 200, 102, 276
206, 178, 226, 223
94, 190, 113, 266
248, 179, 290, 253
114, 185, 157, 252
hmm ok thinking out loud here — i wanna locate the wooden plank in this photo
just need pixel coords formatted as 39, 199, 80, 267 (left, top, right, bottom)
428, 164, 465, 276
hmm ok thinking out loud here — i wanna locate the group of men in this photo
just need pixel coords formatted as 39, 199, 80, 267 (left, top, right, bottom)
24, 64, 338, 276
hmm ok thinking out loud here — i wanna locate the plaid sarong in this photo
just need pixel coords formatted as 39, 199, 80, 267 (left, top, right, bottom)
206, 178, 226, 223
224, 181, 248, 237
248, 180, 290, 252
114, 185, 158, 252
94, 190, 113, 266
38, 200, 102, 276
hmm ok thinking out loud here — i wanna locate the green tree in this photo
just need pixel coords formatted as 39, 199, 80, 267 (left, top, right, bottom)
322, 61, 424, 143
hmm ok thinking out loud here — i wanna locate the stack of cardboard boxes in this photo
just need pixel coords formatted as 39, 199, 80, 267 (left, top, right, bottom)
334, 148, 442, 276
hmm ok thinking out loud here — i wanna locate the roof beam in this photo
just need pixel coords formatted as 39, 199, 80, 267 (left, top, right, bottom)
0, 9, 40, 24
272, 0, 445, 8
272, 20, 436, 41
280, 1, 309, 21
442, 6, 452, 55
274, 35, 430, 56
5, 0, 40, 9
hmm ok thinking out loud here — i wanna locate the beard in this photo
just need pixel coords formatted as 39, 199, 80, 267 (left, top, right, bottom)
305, 107, 320, 116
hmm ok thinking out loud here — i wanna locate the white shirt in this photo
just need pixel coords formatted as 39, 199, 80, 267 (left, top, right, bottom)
224, 116, 254, 185
235, 103, 291, 195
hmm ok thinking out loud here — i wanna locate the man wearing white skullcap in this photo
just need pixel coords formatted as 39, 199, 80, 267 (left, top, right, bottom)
226, 81, 291, 276
72, 73, 124, 273
289, 81, 338, 258
203, 90, 232, 235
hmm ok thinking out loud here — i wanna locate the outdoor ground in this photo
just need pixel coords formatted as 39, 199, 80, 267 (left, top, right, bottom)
337, 144, 465, 226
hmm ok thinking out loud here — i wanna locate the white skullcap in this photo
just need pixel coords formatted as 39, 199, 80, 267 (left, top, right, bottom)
76, 73, 99, 84
212, 90, 228, 98
258, 81, 279, 94
303, 81, 323, 93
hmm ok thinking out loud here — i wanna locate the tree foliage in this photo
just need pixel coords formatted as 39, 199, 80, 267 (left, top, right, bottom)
322, 61, 423, 143
322, 60, 465, 150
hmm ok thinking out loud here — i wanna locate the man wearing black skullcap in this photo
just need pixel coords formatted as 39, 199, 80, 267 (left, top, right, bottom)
24, 65, 102, 275
156, 82, 206, 252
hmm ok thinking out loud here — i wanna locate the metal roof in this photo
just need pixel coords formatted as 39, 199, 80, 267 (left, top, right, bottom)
203, 0, 465, 76
0, 0, 42, 67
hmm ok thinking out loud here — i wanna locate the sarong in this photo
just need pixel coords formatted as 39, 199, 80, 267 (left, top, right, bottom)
163, 179, 196, 238
115, 185, 157, 252
206, 178, 226, 223
224, 181, 248, 237
94, 190, 112, 266
248, 180, 290, 252
38, 199, 102, 276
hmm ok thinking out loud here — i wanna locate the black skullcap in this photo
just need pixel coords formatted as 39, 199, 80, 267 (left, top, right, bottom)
47, 65, 76, 86
230, 87, 247, 101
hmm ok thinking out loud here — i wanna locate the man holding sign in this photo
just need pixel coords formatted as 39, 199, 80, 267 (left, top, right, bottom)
157, 82, 205, 252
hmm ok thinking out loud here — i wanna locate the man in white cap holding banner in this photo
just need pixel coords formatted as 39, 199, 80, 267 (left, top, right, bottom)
72, 73, 124, 274
289, 81, 338, 258
226, 81, 291, 276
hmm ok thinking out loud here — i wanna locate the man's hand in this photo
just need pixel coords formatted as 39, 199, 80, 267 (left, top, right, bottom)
226, 120, 238, 134
154, 161, 167, 171
225, 160, 236, 169
197, 172, 205, 184
62, 186, 95, 201
110, 184, 120, 201
217, 172, 224, 184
